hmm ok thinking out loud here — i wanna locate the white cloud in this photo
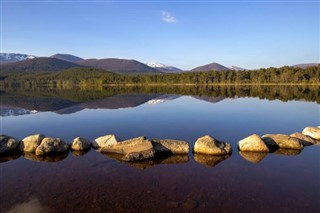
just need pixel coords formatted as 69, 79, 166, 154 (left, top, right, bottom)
161, 11, 177, 23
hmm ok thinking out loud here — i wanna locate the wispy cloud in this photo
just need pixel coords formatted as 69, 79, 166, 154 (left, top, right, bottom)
161, 11, 177, 23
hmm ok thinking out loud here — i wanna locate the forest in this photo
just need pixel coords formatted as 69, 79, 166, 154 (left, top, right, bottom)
0, 65, 319, 88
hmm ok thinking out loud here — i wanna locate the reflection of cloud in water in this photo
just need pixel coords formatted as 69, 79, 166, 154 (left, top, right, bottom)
6, 197, 48, 213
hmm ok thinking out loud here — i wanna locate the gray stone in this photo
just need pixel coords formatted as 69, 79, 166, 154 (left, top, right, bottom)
92, 134, 119, 149
262, 134, 303, 150
19, 134, 45, 152
152, 139, 189, 154
238, 134, 269, 152
302, 126, 320, 140
290, 132, 318, 146
0, 135, 19, 153
71, 137, 91, 151
239, 151, 268, 164
194, 135, 232, 155
35, 137, 69, 155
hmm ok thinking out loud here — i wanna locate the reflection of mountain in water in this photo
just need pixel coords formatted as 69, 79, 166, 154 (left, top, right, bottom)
0, 89, 232, 116
0, 107, 38, 117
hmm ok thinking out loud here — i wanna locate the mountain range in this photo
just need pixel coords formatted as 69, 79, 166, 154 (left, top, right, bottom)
0, 53, 318, 74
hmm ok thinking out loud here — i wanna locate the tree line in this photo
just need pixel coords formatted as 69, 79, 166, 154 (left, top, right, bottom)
0, 65, 319, 88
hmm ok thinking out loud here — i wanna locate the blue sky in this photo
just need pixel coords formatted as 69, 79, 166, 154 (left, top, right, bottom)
1, 0, 319, 70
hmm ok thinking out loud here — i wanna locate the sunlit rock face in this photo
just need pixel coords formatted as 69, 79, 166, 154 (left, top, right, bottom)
35, 137, 69, 155
302, 127, 320, 140
92, 134, 119, 149
238, 134, 269, 152
290, 132, 319, 146
262, 134, 303, 150
194, 135, 232, 155
19, 134, 45, 152
71, 137, 91, 151
152, 139, 189, 155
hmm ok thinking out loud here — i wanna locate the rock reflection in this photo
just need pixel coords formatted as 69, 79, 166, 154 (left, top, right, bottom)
273, 149, 301, 156
23, 152, 69, 163
5, 197, 48, 213
193, 154, 230, 167
71, 150, 90, 157
239, 151, 268, 164
0, 152, 21, 163
101, 152, 189, 170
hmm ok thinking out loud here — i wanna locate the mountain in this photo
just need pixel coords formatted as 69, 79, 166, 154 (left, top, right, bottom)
146, 62, 182, 73
229, 66, 246, 71
1, 57, 81, 72
190, 62, 229, 72
77, 58, 162, 74
291, 63, 319, 69
0, 53, 36, 64
51, 54, 84, 63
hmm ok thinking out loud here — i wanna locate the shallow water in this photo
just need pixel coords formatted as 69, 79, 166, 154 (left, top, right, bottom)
1, 86, 319, 213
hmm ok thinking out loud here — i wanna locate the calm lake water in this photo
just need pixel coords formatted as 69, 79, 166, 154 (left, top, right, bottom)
0, 86, 319, 213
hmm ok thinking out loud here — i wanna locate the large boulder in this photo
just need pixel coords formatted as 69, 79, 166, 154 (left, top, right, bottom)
71, 137, 91, 151
19, 134, 45, 152
262, 134, 303, 150
302, 127, 320, 140
193, 135, 232, 155
101, 137, 155, 161
290, 132, 318, 146
92, 134, 119, 149
238, 134, 269, 152
152, 139, 189, 154
239, 151, 268, 164
0, 135, 19, 153
35, 137, 69, 155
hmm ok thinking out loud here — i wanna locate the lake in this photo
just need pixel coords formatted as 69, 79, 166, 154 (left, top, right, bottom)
0, 85, 319, 213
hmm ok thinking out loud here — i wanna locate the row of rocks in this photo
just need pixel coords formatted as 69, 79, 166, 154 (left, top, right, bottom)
238, 126, 320, 152
1, 126, 319, 162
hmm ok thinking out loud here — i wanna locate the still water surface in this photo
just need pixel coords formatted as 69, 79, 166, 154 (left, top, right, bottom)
1, 86, 319, 213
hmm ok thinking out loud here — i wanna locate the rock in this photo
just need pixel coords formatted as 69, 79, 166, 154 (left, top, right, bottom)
92, 134, 119, 149
238, 134, 269, 152
152, 139, 189, 154
35, 137, 69, 155
71, 137, 91, 151
302, 126, 320, 140
193, 135, 232, 155
239, 151, 268, 163
290, 132, 318, 146
101, 137, 155, 161
19, 134, 45, 152
262, 134, 303, 150
0, 135, 19, 153
194, 153, 230, 167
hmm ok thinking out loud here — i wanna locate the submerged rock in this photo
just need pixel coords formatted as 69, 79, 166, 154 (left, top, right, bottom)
19, 134, 45, 152
71, 137, 91, 151
239, 151, 268, 163
0, 135, 19, 153
262, 134, 303, 150
92, 134, 119, 149
152, 139, 189, 154
194, 135, 232, 155
290, 132, 318, 146
194, 153, 230, 167
238, 134, 269, 152
302, 127, 320, 140
35, 137, 69, 155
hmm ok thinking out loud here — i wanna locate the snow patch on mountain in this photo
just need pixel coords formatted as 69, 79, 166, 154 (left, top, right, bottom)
0, 53, 37, 63
229, 66, 246, 71
146, 62, 182, 73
